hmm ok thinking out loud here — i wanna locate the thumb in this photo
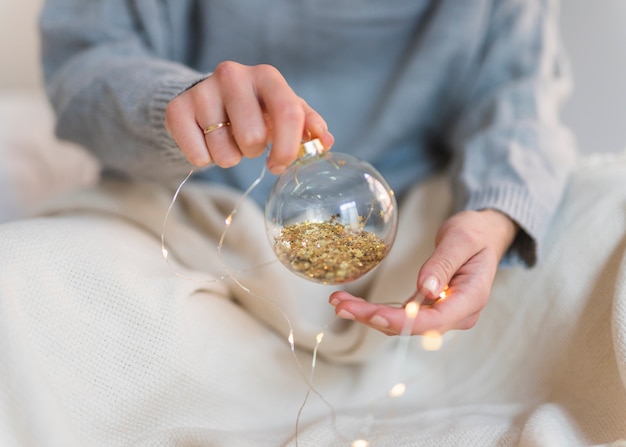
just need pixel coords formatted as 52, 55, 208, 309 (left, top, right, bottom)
417, 219, 478, 299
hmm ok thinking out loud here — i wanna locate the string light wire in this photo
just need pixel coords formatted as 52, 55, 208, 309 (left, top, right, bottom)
160, 155, 343, 444
159, 151, 447, 445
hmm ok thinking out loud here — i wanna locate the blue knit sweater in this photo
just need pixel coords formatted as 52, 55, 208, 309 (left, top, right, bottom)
39, 0, 577, 265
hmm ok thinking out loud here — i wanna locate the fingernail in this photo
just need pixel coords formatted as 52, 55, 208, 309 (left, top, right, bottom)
320, 132, 334, 149
423, 276, 439, 296
269, 164, 287, 175
330, 297, 340, 307
369, 315, 390, 328
337, 309, 355, 320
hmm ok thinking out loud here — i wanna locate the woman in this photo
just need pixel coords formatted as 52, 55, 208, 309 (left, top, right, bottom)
9, 1, 622, 446
39, 0, 574, 334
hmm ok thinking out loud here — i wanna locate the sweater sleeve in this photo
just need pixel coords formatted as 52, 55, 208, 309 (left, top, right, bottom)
447, 0, 577, 266
39, 0, 207, 183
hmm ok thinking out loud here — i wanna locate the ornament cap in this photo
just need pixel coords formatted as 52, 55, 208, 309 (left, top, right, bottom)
298, 138, 324, 159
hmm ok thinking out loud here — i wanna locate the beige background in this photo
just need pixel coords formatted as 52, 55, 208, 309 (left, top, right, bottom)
0, 0, 44, 92
1, 0, 624, 153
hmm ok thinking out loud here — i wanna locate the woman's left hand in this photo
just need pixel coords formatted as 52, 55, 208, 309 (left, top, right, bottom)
329, 209, 519, 335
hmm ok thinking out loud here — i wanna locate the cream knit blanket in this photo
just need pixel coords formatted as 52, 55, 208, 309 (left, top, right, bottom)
0, 152, 625, 446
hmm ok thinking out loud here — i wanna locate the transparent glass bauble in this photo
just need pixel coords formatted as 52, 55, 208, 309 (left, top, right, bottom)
265, 139, 398, 285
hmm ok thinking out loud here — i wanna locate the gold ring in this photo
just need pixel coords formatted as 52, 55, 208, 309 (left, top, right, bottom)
203, 121, 231, 135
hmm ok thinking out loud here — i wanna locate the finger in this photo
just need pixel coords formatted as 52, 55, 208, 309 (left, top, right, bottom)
330, 291, 427, 335
187, 68, 245, 168
215, 63, 269, 159
203, 120, 241, 168
253, 66, 306, 173
331, 291, 424, 335
165, 92, 213, 166
301, 99, 334, 150
330, 291, 393, 328
330, 277, 484, 335
412, 252, 494, 332
417, 219, 481, 299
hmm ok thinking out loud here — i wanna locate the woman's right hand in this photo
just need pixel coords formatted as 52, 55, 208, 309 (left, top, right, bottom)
165, 61, 334, 174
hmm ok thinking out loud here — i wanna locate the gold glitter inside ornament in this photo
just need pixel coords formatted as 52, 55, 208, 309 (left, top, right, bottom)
265, 139, 398, 285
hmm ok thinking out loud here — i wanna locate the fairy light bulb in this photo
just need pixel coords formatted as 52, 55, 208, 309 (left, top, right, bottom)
265, 139, 398, 285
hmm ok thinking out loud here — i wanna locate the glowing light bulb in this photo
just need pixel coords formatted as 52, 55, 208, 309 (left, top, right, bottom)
352, 439, 370, 447
316, 332, 324, 344
389, 382, 406, 398
421, 330, 443, 351
405, 301, 419, 319
287, 331, 294, 347
265, 139, 398, 285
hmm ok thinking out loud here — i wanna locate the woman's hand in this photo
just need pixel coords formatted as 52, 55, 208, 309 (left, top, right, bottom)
329, 209, 519, 335
165, 61, 334, 174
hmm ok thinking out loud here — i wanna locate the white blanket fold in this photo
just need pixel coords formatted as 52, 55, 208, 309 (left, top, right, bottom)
0, 152, 625, 446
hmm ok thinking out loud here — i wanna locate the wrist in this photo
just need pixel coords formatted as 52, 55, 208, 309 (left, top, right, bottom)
478, 209, 519, 258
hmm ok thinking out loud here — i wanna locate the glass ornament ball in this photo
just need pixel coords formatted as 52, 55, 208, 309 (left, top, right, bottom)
265, 139, 398, 285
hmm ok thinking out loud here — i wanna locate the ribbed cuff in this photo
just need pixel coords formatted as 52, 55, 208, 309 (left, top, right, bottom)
462, 183, 552, 267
